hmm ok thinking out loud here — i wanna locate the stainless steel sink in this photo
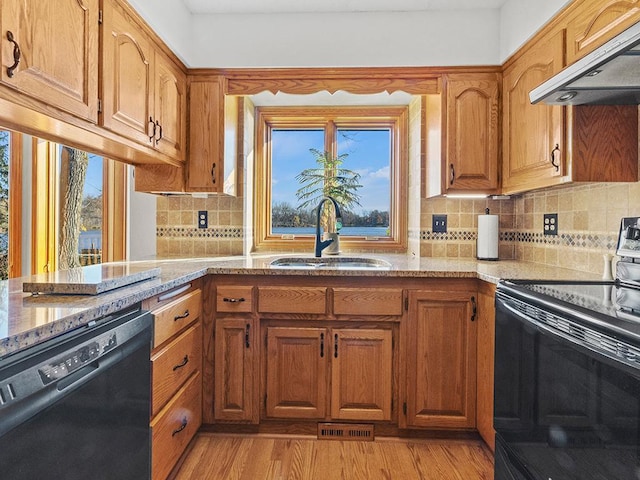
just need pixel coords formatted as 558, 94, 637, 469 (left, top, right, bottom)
269, 256, 391, 270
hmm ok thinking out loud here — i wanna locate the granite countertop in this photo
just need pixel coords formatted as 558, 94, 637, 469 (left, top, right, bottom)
0, 253, 603, 359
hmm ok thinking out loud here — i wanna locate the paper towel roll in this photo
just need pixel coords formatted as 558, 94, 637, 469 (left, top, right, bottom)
477, 210, 499, 260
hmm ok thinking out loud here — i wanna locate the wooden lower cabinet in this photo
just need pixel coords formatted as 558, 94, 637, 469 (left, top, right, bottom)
151, 372, 202, 480
331, 328, 393, 421
265, 326, 393, 422
265, 326, 328, 419
144, 281, 203, 480
404, 290, 477, 429
214, 318, 258, 422
476, 282, 496, 451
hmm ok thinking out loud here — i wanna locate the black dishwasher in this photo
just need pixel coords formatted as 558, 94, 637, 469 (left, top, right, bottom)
0, 307, 152, 480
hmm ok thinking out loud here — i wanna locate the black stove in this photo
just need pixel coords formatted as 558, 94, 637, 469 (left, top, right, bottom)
494, 217, 640, 480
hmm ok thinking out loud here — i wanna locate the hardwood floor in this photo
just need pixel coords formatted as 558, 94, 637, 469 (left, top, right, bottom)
174, 433, 494, 480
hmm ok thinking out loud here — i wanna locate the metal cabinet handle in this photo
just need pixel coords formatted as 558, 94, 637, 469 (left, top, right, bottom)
223, 297, 245, 303
334, 333, 338, 358
470, 296, 477, 322
6, 31, 21, 78
155, 120, 162, 143
171, 417, 188, 436
449, 163, 455, 185
210, 162, 217, 184
172, 355, 189, 371
148, 116, 156, 142
320, 333, 324, 358
245, 323, 250, 348
174, 309, 190, 321
550, 144, 560, 172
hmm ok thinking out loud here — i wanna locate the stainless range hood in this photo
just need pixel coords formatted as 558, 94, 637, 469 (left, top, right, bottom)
530, 21, 640, 105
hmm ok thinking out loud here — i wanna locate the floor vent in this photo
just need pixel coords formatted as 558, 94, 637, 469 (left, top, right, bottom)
317, 423, 374, 441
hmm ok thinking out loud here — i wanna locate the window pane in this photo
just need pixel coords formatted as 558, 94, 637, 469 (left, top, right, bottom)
337, 129, 391, 237
58, 146, 103, 267
0, 131, 9, 279
271, 129, 324, 235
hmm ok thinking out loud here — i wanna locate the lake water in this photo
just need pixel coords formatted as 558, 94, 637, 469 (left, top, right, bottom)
273, 226, 389, 236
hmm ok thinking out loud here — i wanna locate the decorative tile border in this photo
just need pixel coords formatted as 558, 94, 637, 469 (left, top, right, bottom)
419, 230, 517, 242
418, 229, 616, 251
157, 226, 244, 239
513, 231, 617, 250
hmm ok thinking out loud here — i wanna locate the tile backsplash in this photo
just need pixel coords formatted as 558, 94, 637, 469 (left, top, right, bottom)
156, 195, 243, 257
156, 180, 638, 276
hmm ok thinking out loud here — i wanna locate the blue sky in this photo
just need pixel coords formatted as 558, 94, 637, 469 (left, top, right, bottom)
271, 129, 391, 214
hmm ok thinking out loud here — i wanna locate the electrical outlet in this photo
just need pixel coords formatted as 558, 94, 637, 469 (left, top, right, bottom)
198, 210, 208, 229
433, 214, 447, 233
543, 213, 558, 236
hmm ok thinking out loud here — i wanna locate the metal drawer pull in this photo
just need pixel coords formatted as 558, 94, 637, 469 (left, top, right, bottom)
174, 310, 190, 321
223, 297, 245, 303
6, 31, 21, 78
320, 333, 324, 358
245, 324, 250, 348
471, 296, 477, 322
172, 417, 188, 436
155, 119, 162, 142
550, 144, 560, 172
172, 355, 189, 371
148, 116, 156, 142
334, 334, 339, 358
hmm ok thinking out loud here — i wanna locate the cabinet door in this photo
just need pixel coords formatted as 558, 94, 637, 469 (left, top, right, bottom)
502, 30, 565, 194
331, 328, 392, 421
406, 290, 477, 428
1, 0, 99, 122
214, 318, 257, 422
154, 52, 187, 161
444, 73, 499, 193
101, 0, 154, 145
567, 0, 640, 63
476, 283, 496, 451
187, 78, 224, 192
265, 327, 327, 419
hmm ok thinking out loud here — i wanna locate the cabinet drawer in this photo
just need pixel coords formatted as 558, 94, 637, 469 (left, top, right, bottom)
151, 371, 202, 480
151, 322, 202, 416
333, 288, 403, 316
153, 289, 202, 347
258, 287, 327, 314
216, 286, 253, 313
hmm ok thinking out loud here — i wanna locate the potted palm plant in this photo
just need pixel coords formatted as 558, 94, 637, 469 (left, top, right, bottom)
295, 149, 362, 253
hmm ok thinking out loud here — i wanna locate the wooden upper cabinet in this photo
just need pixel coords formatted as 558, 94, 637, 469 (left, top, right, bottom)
101, 0, 154, 145
444, 73, 500, 193
567, 0, 640, 63
101, 0, 186, 162
154, 52, 187, 160
404, 290, 477, 429
0, 0, 99, 122
187, 77, 224, 192
502, 29, 566, 194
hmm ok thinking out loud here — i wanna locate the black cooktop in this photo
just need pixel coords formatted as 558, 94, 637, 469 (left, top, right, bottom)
499, 280, 640, 345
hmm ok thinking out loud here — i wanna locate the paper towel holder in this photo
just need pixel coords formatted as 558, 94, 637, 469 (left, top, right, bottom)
477, 208, 499, 261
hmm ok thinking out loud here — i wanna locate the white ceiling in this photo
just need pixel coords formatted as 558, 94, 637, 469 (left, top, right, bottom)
180, 0, 509, 14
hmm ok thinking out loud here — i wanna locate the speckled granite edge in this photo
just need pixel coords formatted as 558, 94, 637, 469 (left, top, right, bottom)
0, 268, 209, 360
22, 267, 162, 295
1, 256, 601, 359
